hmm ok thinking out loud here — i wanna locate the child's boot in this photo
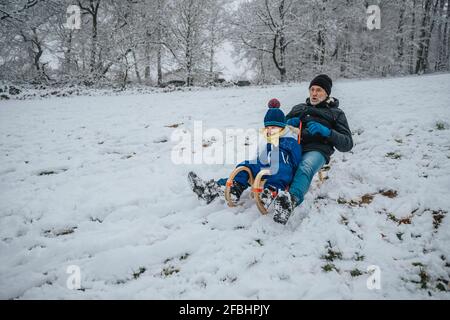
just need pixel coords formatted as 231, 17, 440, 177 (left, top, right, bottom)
188, 172, 225, 204
273, 190, 298, 225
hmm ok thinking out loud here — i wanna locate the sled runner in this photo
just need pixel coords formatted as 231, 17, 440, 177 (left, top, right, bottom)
224, 166, 326, 215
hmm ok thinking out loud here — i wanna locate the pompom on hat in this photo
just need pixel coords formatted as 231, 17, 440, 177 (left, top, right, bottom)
264, 98, 286, 128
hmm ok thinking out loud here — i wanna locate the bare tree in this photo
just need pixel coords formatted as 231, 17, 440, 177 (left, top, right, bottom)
169, 0, 210, 86
77, 0, 101, 75
231, 0, 299, 82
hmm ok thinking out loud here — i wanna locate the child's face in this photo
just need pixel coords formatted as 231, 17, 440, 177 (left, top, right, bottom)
265, 126, 283, 137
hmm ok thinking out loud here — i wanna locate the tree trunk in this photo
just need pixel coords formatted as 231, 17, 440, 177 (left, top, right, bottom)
317, 30, 325, 66
435, 0, 448, 70
78, 0, 101, 75
409, 0, 417, 74
185, 2, 194, 87
259, 52, 266, 84
445, 0, 450, 69
397, 1, 406, 66
156, 0, 163, 86
91, 12, 97, 73
64, 31, 73, 75
186, 45, 193, 86
144, 41, 151, 83
209, 41, 215, 82
423, 0, 440, 71
132, 50, 141, 84
415, 0, 435, 74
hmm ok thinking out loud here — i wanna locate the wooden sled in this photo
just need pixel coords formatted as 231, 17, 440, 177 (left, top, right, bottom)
225, 166, 328, 215
224, 167, 272, 215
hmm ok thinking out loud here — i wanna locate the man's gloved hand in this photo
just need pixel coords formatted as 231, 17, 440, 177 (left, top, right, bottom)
307, 121, 331, 137
287, 117, 300, 127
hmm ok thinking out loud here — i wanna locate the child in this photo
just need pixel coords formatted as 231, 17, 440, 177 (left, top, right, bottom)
188, 99, 302, 224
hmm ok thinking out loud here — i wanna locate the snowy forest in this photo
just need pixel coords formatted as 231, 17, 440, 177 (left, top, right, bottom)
1, 0, 449, 87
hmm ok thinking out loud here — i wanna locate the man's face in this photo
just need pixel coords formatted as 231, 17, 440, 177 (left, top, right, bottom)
309, 85, 328, 105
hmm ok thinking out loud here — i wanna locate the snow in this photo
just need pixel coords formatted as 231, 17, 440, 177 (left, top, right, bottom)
0, 73, 449, 299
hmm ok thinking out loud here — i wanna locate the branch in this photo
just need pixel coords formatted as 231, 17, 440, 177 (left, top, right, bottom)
240, 35, 274, 54
78, 0, 94, 15
264, 0, 277, 29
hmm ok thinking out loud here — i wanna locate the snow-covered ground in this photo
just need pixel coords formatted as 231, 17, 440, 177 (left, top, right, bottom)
0, 74, 449, 299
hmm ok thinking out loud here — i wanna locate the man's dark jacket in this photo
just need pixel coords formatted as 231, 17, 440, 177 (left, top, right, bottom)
286, 97, 353, 164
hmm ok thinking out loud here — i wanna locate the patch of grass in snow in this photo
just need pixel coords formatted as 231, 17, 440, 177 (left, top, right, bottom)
408, 262, 450, 292
435, 278, 449, 292
179, 253, 190, 260
161, 266, 180, 277
37, 168, 68, 176
89, 217, 103, 223
385, 152, 402, 160
43, 227, 77, 237
338, 190, 398, 208
354, 253, 365, 261
360, 194, 374, 205
133, 267, 146, 279
164, 257, 173, 264
165, 123, 184, 128
340, 215, 349, 226
255, 239, 264, 246
162, 252, 190, 266
407, 265, 431, 290
321, 242, 343, 262
418, 268, 430, 289
431, 210, 447, 230
221, 275, 238, 283
383, 210, 413, 226
341, 194, 374, 206
350, 269, 364, 277
121, 152, 136, 159
379, 189, 398, 198
322, 249, 343, 261
435, 121, 448, 130
153, 137, 168, 143
322, 263, 338, 273
441, 255, 450, 268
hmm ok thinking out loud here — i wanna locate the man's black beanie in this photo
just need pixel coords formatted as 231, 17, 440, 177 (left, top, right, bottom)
309, 74, 333, 96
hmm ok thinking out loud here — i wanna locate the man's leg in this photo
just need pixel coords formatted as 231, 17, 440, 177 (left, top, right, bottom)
272, 151, 326, 224
272, 151, 325, 224
289, 151, 327, 205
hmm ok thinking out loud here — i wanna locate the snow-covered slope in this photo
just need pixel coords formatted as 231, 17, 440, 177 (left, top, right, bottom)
0, 74, 449, 299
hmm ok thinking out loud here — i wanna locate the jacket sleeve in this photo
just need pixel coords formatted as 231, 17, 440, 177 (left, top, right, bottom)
286, 104, 306, 120
328, 111, 353, 152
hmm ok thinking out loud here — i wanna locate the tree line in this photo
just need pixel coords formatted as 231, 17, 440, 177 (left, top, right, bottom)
1, 0, 449, 87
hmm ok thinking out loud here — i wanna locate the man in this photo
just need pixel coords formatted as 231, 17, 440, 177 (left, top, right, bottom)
272, 74, 353, 224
